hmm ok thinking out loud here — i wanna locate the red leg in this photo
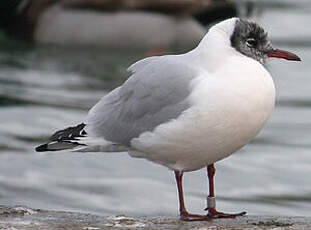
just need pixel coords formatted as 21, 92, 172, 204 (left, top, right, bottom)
205, 164, 246, 218
174, 171, 209, 221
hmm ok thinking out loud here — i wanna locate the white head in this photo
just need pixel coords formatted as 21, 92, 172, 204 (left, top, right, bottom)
199, 18, 301, 64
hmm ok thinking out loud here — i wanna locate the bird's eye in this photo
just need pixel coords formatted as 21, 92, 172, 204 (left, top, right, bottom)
246, 38, 256, 48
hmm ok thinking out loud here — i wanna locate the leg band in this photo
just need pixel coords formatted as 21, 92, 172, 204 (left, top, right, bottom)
207, 196, 216, 209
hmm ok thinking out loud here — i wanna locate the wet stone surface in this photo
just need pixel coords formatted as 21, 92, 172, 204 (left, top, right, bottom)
0, 205, 310, 229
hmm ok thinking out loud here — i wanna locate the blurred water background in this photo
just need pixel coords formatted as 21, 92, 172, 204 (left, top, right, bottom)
1, 1, 311, 217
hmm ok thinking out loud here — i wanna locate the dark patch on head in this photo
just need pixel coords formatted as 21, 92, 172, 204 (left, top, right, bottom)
230, 19, 272, 63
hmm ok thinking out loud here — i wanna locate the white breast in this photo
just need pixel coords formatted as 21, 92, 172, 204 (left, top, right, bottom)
131, 56, 275, 172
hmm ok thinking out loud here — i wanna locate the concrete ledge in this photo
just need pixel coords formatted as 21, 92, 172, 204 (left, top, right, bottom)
0, 205, 309, 229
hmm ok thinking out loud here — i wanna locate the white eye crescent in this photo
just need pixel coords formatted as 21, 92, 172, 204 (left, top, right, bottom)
246, 38, 256, 48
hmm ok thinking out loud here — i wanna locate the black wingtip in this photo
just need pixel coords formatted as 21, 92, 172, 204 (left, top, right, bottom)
35, 123, 87, 152
35, 144, 49, 152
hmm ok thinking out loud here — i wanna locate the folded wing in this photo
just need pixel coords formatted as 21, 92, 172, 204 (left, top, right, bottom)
86, 56, 198, 146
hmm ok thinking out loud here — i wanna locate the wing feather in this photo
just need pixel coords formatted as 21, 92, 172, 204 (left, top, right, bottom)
86, 57, 198, 146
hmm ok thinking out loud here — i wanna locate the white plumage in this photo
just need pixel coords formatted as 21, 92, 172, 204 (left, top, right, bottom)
36, 17, 301, 220
85, 18, 275, 171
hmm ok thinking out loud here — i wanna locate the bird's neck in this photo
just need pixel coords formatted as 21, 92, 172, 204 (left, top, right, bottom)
191, 30, 237, 72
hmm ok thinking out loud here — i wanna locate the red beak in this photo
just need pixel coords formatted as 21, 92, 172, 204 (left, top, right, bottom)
266, 48, 301, 61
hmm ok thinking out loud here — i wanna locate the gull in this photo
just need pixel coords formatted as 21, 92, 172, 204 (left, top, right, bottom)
36, 18, 301, 221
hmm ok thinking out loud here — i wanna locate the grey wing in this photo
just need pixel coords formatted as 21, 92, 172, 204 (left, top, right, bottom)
127, 56, 160, 74
85, 57, 198, 146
